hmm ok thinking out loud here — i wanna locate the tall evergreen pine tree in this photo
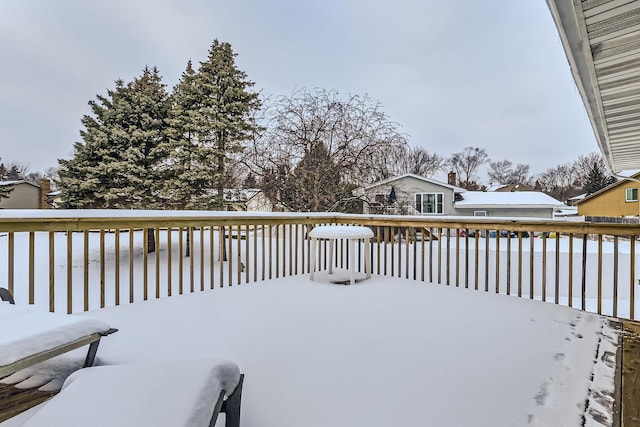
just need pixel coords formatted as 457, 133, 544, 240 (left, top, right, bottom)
167, 40, 261, 209
164, 60, 211, 209
59, 67, 170, 209
0, 160, 13, 200
584, 162, 616, 195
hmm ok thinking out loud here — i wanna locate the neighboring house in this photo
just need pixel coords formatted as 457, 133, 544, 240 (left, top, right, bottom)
222, 189, 274, 212
358, 173, 562, 219
554, 206, 579, 219
489, 183, 535, 192
454, 191, 562, 219
566, 193, 586, 207
356, 173, 466, 215
47, 190, 62, 209
577, 172, 640, 220
0, 179, 54, 209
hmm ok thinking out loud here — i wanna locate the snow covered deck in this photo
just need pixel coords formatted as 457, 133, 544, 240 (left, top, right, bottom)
1, 275, 621, 427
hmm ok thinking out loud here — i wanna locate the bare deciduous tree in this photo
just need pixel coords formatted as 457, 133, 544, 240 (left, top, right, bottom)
244, 88, 409, 211
573, 152, 612, 189
398, 146, 445, 178
536, 163, 581, 201
447, 146, 488, 189
488, 160, 531, 186
533, 152, 614, 200
510, 163, 531, 185
487, 160, 513, 185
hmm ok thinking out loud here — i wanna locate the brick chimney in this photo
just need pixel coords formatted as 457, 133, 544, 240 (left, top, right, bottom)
37, 179, 51, 209
447, 171, 457, 186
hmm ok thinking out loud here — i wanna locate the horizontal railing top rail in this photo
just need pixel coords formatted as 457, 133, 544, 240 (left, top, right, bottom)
1, 209, 640, 236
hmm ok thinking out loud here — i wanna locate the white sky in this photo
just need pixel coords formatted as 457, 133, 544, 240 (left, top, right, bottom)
0, 0, 597, 179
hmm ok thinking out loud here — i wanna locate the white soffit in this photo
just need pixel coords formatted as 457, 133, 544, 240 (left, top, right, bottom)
547, 0, 640, 172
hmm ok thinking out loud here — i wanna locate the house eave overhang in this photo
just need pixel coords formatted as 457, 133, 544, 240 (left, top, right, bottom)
546, 0, 640, 172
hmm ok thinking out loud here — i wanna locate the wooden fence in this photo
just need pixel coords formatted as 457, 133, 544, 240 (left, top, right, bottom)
0, 211, 639, 320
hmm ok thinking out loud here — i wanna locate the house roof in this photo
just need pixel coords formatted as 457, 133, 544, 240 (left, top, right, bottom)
546, 1, 640, 172
576, 171, 640, 204
223, 189, 263, 202
455, 191, 563, 208
206, 188, 264, 202
0, 180, 24, 186
362, 173, 466, 193
567, 193, 587, 202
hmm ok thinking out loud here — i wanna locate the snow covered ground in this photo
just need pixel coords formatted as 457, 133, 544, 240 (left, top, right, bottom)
2, 273, 618, 427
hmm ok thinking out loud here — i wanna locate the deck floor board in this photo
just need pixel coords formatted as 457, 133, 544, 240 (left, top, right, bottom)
621, 320, 640, 427
0, 381, 57, 423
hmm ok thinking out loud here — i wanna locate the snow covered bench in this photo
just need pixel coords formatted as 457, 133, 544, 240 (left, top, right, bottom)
19, 360, 244, 427
0, 288, 117, 378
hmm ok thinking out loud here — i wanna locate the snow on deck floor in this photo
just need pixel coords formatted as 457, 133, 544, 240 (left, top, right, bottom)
3, 273, 617, 427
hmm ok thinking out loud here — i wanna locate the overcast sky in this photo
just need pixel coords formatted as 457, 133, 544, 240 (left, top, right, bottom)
0, 0, 597, 181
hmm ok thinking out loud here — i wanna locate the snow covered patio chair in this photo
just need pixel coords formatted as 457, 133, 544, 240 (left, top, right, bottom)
18, 360, 244, 427
0, 287, 118, 378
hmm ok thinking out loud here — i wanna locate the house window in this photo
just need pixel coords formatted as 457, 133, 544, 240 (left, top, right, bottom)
415, 193, 444, 214
473, 211, 487, 216
626, 188, 638, 202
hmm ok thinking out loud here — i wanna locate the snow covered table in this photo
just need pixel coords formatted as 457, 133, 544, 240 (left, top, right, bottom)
309, 225, 374, 285
0, 298, 117, 377
19, 360, 244, 427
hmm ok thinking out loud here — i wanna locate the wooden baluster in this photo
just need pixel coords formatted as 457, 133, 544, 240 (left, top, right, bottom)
115, 229, 120, 305
49, 231, 55, 312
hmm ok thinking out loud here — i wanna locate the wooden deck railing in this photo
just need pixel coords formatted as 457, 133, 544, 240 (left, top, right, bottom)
0, 211, 639, 320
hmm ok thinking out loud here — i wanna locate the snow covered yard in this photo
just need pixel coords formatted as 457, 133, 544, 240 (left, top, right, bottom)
2, 274, 618, 427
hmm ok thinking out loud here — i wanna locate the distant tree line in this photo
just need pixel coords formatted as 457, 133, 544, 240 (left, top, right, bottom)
444, 147, 616, 201
2, 40, 620, 212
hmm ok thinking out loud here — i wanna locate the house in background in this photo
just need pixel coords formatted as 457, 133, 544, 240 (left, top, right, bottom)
487, 183, 535, 192
576, 172, 640, 222
454, 191, 562, 219
0, 179, 54, 209
566, 193, 586, 207
356, 173, 466, 215
358, 173, 562, 219
222, 189, 274, 212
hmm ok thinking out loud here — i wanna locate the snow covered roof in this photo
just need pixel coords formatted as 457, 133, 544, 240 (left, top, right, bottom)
567, 193, 586, 201
205, 188, 264, 202
222, 189, 263, 202
554, 206, 579, 217
0, 180, 24, 186
486, 184, 507, 192
455, 191, 563, 208
362, 173, 466, 193
0, 180, 43, 189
